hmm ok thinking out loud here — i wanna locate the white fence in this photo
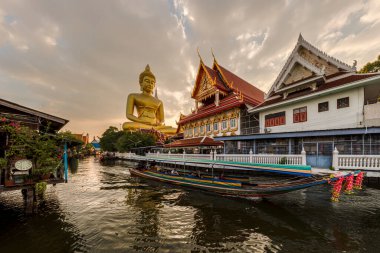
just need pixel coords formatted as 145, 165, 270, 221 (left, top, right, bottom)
114, 148, 380, 170
333, 148, 380, 170
215, 153, 304, 165
146, 152, 212, 161
145, 150, 307, 165
114, 152, 136, 159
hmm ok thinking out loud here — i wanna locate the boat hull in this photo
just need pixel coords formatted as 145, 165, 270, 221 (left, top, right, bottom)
129, 168, 333, 198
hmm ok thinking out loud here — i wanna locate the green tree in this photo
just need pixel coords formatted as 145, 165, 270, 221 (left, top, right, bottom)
57, 130, 84, 146
82, 143, 94, 155
99, 126, 124, 152
116, 131, 156, 152
359, 55, 380, 73
1, 122, 64, 176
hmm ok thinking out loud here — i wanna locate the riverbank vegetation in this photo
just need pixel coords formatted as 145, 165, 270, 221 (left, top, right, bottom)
99, 126, 156, 152
0, 118, 82, 185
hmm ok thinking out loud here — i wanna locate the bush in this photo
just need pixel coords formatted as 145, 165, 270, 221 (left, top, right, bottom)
35, 182, 47, 196
279, 157, 287, 164
0, 158, 7, 168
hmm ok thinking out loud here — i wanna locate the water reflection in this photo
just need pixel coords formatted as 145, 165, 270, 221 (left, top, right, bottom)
126, 168, 380, 253
0, 157, 380, 253
127, 185, 162, 252
69, 158, 79, 174
0, 190, 86, 252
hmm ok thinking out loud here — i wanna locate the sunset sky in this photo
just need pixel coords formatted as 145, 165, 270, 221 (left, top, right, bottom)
1, 0, 380, 138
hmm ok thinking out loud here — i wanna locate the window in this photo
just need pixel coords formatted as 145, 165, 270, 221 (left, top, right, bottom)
293, 107, 307, 123
200, 125, 205, 134
337, 97, 349, 109
222, 120, 227, 130
213, 122, 219, 131
318, 102, 329, 112
265, 111, 286, 127
206, 124, 211, 132
230, 118, 236, 128
194, 127, 198, 135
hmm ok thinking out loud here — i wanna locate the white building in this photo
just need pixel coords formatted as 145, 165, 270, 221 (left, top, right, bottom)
216, 35, 380, 168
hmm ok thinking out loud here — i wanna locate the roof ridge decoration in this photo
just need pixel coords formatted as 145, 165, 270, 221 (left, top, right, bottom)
191, 50, 215, 98
273, 54, 325, 93
298, 34, 355, 71
266, 34, 356, 99
211, 51, 233, 89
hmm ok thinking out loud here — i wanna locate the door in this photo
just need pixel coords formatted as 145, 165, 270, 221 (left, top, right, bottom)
317, 142, 333, 168
304, 143, 317, 167
303, 142, 333, 168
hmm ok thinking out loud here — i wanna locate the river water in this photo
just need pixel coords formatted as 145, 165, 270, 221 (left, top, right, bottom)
1, 157, 380, 253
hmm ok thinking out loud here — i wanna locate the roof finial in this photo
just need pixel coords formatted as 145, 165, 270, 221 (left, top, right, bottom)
352, 60, 357, 69
211, 48, 217, 63
298, 33, 304, 42
197, 47, 203, 63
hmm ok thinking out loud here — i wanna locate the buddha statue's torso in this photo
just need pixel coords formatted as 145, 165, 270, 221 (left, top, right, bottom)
130, 93, 162, 125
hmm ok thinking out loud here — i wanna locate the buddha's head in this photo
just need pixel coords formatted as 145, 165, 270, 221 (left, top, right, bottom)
139, 64, 156, 95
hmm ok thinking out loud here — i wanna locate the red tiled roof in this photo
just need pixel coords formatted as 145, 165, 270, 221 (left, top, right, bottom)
178, 94, 244, 124
255, 73, 380, 109
164, 136, 223, 148
204, 65, 229, 93
180, 62, 265, 125
217, 64, 264, 104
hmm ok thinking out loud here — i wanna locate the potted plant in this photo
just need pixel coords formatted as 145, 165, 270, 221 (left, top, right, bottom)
35, 157, 60, 180
35, 181, 47, 197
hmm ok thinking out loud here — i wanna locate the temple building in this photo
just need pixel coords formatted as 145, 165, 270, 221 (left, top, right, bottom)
165, 54, 265, 153
216, 35, 380, 168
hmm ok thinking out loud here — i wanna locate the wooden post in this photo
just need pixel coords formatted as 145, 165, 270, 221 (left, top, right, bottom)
249, 149, 253, 163
25, 187, 35, 214
211, 163, 214, 181
183, 150, 186, 159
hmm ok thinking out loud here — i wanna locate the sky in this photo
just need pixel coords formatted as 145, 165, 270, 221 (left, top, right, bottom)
1, 0, 380, 139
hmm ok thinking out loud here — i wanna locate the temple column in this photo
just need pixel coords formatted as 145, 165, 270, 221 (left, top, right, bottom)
215, 90, 220, 106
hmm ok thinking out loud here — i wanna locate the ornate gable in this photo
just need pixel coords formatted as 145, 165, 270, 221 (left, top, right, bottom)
191, 61, 218, 101
266, 34, 356, 99
283, 63, 313, 85
212, 59, 232, 89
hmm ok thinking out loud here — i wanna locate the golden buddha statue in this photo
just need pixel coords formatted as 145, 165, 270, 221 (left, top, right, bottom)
122, 65, 177, 135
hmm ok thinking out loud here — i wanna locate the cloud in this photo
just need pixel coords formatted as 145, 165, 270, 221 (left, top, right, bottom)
0, 0, 379, 138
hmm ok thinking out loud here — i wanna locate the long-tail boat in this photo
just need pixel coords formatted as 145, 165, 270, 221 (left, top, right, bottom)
129, 166, 358, 198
